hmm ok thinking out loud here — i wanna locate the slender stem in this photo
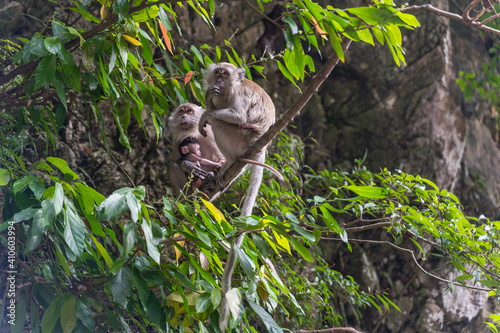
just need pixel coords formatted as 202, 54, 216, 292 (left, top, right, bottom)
401, 4, 500, 36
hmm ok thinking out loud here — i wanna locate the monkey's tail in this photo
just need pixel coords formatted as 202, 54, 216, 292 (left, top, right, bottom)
239, 157, 284, 182
219, 233, 244, 332
240, 152, 265, 217
219, 155, 265, 332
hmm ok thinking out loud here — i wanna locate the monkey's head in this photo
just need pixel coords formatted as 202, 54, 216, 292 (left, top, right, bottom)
205, 62, 245, 96
179, 137, 202, 157
169, 103, 203, 131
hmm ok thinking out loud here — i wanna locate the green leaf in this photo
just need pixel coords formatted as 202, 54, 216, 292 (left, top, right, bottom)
0, 169, 10, 185
247, 299, 283, 333
75, 183, 94, 215
34, 54, 57, 91
125, 191, 140, 222
13, 174, 35, 194
29, 179, 45, 199
324, 21, 344, 62
97, 193, 128, 221
345, 185, 385, 198
141, 219, 161, 264
41, 296, 63, 333
47, 157, 79, 180
194, 224, 212, 247
191, 45, 205, 66
90, 235, 114, 269
211, 288, 222, 308
284, 16, 298, 34
234, 246, 256, 280
109, 266, 133, 306
479, 280, 499, 287
319, 204, 342, 234
291, 238, 313, 262
44, 36, 62, 54
132, 6, 159, 22
70, 2, 100, 23
290, 223, 315, 242
64, 205, 86, 257
113, 0, 129, 21
10, 300, 26, 333
347, 7, 387, 25
132, 268, 150, 309
53, 182, 64, 215
396, 12, 420, 27
226, 288, 242, 322
75, 297, 95, 330
60, 296, 77, 333
196, 292, 212, 313
123, 220, 136, 257
30, 35, 47, 57
26, 209, 45, 252
158, 6, 173, 30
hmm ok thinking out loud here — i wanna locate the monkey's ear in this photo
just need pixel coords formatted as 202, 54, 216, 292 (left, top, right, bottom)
237, 68, 246, 82
181, 146, 189, 154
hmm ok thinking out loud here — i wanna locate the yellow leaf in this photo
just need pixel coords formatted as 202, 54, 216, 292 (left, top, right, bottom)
311, 16, 328, 40
257, 281, 269, 302
100, 5, 107, 20
201, 199, 227, 224
158, 19, 173, 54
272, 230, 292, 255
91, 235, 113, 269
190, 82, 199, 102
174, 233, 185, 263
123, 34, 142, 46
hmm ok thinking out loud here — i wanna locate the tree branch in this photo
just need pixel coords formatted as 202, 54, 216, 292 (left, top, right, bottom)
324, 237, 491, 292
401, 3, 500, 36
292, 328, 365, 333
215, 39, 353, 190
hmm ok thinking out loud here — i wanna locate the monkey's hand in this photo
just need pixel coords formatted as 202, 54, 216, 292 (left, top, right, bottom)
198, 113, 211, 137
180, 160, 208, 179
240, 124, 259, 131
207, 86, 220, 96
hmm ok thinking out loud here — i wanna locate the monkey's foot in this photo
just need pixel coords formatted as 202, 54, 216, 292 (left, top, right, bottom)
240, 124, 258, 131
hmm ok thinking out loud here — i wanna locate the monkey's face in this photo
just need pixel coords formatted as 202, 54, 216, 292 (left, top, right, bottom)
206, 63, 245, 97
173, 105, 200, 129
212, 67, 232, 96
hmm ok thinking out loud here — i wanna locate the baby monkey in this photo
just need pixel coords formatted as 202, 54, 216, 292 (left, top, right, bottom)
179, 137, 225, 190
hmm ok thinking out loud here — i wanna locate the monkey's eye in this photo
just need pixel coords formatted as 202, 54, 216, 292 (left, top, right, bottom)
215, 69, 221, 74
186, 109, 193, 113
222, 71, 228, 76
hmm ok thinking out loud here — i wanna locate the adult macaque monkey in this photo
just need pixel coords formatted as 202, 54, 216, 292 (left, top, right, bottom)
168, 103, 224, 194
198, 62, 278, 332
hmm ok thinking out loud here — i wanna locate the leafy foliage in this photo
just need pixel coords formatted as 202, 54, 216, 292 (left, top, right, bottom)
1, 0, 500, 332
2, 152, 500, 331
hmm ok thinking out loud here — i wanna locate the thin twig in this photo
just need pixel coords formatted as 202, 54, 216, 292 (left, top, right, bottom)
402, 3, 500, 36
292, 328, 365, 333
323, 237, 491, 292
343, 222, 392, 233
462, 0, 483, 21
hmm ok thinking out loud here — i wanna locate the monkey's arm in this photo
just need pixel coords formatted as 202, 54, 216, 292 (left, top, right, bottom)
179, 160, 209, 179
187, 153, 224, 168
209, 108, 248, 126
198, 111, 214, 137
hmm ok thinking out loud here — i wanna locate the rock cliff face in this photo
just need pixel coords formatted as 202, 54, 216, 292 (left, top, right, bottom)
307, 1, 500, 331
3, 0, 499, 331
